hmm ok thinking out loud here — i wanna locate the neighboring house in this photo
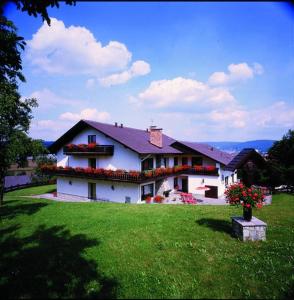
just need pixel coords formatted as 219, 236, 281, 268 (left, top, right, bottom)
47, 120, 262, 203
7, 157, 37, 177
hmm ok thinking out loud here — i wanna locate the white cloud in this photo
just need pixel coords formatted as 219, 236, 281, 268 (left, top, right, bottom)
207, 101, 294, 129
30, 108, 111, 140
208, 62, 263, 86
59, 108, 111, 122
26, 88, 84, 110
30, 119, 73, 140
86, 78, 96, 89
153, 101, 294, 141
99, 60, 151, 87
134, 77, 235, 108
27, 18, 150, 86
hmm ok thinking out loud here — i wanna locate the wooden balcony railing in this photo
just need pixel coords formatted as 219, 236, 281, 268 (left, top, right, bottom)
63, 144, 114, 156
41, 165, 219, 183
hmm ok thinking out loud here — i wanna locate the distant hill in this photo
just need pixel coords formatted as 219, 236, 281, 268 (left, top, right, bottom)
42, 141, 54, 149
202, 140, 276, 153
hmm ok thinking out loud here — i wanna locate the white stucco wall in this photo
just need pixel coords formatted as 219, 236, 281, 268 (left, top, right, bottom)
218, 169, 237, 196
57, 177, 140, 203
187, 174, 222, 196
56, 127, 141, 170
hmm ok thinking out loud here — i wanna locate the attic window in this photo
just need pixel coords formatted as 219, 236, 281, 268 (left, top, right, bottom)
88, 135, 96, 144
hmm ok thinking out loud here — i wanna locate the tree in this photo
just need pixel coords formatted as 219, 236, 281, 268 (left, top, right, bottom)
0, 1, 77, 204
0, 81, 47, 204
267, 129, 294, 192
0, 16, 25, 84
1, 0, 75, 25
33, 154, 57, 183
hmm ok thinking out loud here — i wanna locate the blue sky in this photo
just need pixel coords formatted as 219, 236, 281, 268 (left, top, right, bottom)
4, 2, 294, 141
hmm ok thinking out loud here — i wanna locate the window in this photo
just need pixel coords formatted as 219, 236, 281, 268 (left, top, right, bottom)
182, 157, 188, 166
163, 157, 169, 167
231, 174, 234, 183
88, 158, 96, 169
141, 183, 154, 200
141, 157, 153, 171
88, 135, 96, 144
156, 155, 162, 168
225, 176, 229, 186
88, 182, 96, 200
174, 177, 178, 189
191, 156, 203, 166
174, 157, 178, 166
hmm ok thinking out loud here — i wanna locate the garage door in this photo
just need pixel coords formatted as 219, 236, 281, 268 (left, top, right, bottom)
205, 186, 218, 198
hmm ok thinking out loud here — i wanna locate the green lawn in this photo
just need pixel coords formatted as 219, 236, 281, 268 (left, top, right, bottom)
1, 185, 293, 299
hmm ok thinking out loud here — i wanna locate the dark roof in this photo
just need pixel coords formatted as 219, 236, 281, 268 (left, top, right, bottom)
225, 148, 265, 171
49, 119, 238, 166
173, 141, 234, 165
49, 119, 181, 154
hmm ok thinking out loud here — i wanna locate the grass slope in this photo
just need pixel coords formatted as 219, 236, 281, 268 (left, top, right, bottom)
1, 186, 293, 299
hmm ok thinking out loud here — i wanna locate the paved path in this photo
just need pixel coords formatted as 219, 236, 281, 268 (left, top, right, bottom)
26, 193, 229, 205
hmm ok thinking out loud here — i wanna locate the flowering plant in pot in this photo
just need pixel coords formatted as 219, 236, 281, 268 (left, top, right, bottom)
225, 182, 265, 221
145, 196, 152, 204
154, 195, 164, 203
87, 142, 97, 149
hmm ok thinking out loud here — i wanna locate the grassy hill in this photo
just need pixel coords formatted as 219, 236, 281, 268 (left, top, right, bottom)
1, 185, 293, 298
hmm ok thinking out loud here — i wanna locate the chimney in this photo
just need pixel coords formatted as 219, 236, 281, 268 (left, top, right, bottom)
114, 122, 118, 127
149, 126, 163, 148
120, 123, 123, 128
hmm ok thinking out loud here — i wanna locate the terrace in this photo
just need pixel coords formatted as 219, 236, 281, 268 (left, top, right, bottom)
63, 143, 114, 156
41, 165, 219, 183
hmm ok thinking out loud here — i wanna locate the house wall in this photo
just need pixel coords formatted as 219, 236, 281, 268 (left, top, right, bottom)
57, 177, 140, 203
56, 128, 141, 170
218, 169, 237, 196
140, 154, 217, 170
187, 174, 221, 196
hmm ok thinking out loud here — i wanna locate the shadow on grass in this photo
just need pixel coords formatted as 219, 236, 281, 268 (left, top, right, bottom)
196, 218, 232, 235
0, 224, 118, 298
0, 201, 48, 220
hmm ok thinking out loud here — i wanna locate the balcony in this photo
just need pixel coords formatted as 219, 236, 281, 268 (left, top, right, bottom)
41, 165, 219, 184
63, 143, 114, 156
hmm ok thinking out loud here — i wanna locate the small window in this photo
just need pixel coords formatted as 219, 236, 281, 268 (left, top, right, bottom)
225, 176, 229, 186
88, 158, 96, 169
182, 157, 188, 166
191, 156, 203, 166
125, 196, 131, 203
88, 182, 96, 200
231, 174, 234, 183
141, 183, 154, 200
163, 157, 169, 167
88, 135, 96, 144
174, 177, 178, 189
141, 157, 153, 171
174, 157, 178, 166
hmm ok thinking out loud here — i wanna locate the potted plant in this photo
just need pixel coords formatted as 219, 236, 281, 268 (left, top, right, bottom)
154, 195, 164, 203
225, 183, 265, 221
145, 196, 152, 204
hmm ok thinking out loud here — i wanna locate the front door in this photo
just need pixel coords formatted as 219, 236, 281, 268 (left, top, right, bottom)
181, 178, 188, 193
88, 182, 96, 200
205, 186, 218, 199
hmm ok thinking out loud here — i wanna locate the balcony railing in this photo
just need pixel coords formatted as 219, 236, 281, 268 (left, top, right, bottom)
63, 144, 114, 156
41, 165, 219, 183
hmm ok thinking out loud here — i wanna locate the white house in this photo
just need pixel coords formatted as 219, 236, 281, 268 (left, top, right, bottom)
47, 119, 257, 203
